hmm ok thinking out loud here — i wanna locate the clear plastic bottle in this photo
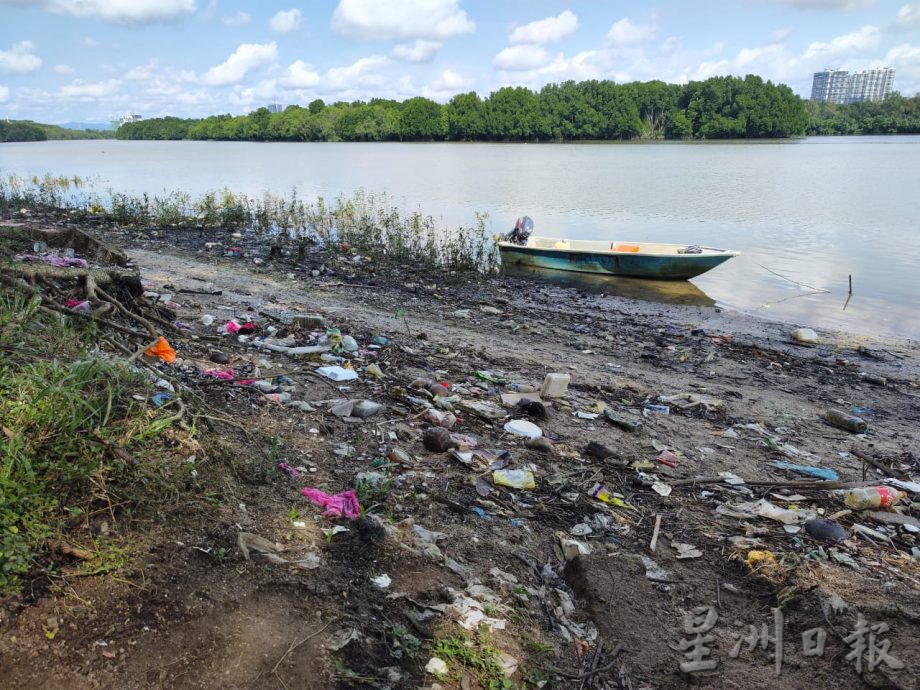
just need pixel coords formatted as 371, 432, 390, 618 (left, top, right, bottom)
842, 487, 907, 510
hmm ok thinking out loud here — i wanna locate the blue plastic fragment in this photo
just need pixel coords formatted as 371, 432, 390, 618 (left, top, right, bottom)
470, 507, 492, 520
151, 392, 175, 407
769, 461, 838, 481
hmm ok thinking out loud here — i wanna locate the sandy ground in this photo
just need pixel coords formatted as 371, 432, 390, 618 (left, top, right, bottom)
2, 235, 919, 690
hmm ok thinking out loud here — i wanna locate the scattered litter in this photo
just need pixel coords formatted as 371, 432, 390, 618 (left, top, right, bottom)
426, 657, 448, 675
840, 486, 906, 510
301, 488, 361, 519
503, 419, 542, 439
791, 327, 819, 345
716, 498, 816, 524
590, 483, 635, 510
745, 550, 776, 568
604, 409, 640, 431
769, 461, 839, 481
326, 628, 361, 651
492, 469, 536, 490
640, 555, 672, 582
558, 534, 592, 560
673, 542, 703, 559
316, 365, 358, 382
237, 532, 320, 570
540, 373, 570, 398
824, 409, 867, 433
651, 480, 672, 497
144, 336, 176, 364
658, 392, 724, 411
371, 574, 392, 589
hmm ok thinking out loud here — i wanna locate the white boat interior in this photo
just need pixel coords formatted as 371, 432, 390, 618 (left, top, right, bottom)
504, 236, 738, 257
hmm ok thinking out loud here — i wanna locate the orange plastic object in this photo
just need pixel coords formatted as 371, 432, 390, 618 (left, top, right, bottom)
611, 243, 641, 252
145, 336, 176, 364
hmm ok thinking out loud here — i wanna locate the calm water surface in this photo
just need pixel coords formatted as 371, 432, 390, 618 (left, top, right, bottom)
2, 137, 918, 340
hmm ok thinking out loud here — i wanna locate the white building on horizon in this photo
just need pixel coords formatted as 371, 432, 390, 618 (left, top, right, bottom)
810, 68, 895, 104
113, 112, 143, 127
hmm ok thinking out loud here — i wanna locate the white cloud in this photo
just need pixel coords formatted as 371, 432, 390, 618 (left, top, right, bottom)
53, 63, 74, 75
895, 3, 920, 30
493, 44, 551, 71
392, 39, 442, 63
0, 41, 42, 75
60, 79, 120, 97
882, 42, 920, 94
509, 10, 578, 45
769, 27, 792, 43
270, 8, 302, 34
758, 0, 873, 9
803, 24, 880, 59
325, 55, 389, 91
24, 0, 197, 25
280, 60, 320, 88
605, 18, 656, 46
332, 0, 475, 41
83, 36, 99, 47
198, 42, 277, 86
222, 11, 250, 26
0, 85, 9, 102
422, 69, 471, 100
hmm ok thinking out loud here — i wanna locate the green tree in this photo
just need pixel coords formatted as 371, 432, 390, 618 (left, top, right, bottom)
398, 97, 446, 140
446, 92, 487, 140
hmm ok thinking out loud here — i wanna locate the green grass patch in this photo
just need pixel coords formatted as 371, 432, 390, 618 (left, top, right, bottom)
432, 631, 517, 689
0, 288, 183, 594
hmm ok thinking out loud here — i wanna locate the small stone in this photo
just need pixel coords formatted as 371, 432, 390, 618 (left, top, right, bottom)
526, 437, 554, 453
352, 400, 384, 418
209, 351, 230, 364
517, 399, 547, 420
423, 427, 455, 452
804, 518, 849, 542
291, 313, 325, 328
428, 383, 450, 397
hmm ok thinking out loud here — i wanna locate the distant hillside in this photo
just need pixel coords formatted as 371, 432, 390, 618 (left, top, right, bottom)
0, 120, 113, 142
60, 121, 114, 132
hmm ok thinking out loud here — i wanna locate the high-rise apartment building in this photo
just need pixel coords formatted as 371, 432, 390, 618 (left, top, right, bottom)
810, 68, 895, 104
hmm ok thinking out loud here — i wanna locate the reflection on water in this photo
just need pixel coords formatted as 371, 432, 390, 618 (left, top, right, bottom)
501, 263, 716, 307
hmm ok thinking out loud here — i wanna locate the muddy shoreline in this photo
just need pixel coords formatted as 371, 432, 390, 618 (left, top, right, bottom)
2, 221, 919, 689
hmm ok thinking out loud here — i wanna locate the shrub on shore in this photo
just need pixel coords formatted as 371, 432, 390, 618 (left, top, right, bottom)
0, 173, 499, 275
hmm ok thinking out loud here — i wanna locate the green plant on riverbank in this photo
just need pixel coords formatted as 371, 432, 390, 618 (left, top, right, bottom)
0, 289, 178, 594
0, 173, 500, 274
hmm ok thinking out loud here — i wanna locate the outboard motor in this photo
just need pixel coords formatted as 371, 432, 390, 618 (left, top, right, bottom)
507, 215, 534, 245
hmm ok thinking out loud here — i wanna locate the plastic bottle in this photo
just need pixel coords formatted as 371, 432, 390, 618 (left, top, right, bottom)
824, 409, 867, 433
842, 487, 907, 510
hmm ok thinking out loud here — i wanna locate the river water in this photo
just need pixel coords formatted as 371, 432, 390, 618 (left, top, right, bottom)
2, 137, 918, 340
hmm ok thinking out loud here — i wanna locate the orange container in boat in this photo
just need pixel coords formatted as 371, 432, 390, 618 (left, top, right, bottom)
611, 243, 641, 252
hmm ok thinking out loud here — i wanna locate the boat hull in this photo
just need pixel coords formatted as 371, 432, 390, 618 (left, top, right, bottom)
498, 244, 736, 280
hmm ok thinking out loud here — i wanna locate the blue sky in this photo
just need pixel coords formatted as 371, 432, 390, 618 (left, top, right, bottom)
1, 0, 919, 124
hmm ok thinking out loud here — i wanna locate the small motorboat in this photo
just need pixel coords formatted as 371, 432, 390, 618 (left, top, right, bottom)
497, 236, 739, 280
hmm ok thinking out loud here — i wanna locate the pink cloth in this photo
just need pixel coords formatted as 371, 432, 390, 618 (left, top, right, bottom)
300, 488, 362, 519
203, 368, 235, 380
223, 320, 241, 334
15, 254, 88, 268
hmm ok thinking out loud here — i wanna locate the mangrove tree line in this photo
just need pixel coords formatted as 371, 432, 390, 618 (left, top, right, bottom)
117, 75, 809, 142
